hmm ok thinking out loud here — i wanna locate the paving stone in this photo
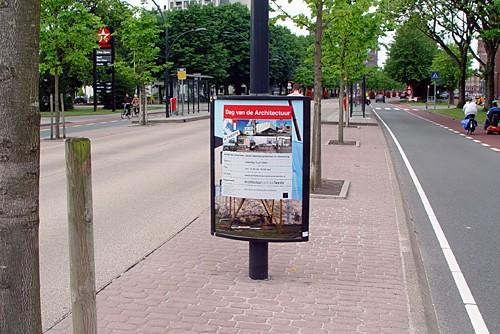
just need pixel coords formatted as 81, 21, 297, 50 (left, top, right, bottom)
46, 104, 412, 334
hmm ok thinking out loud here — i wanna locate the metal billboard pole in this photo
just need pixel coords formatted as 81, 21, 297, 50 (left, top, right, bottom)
249, 0, 270, 280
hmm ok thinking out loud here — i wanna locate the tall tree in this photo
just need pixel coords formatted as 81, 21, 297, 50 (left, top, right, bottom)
458, 0, 500, 109
269, 25, 304, 94
165, 4, 232, 88
0, 0, 42, 332
385, 19, 438, 97
40, 0, 101, 138
403, 1, 475, 107
119, 8, 162, 125
323, 0, 383, 142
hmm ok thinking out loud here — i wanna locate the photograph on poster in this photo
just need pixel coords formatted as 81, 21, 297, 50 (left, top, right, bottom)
211, 98, 309, 241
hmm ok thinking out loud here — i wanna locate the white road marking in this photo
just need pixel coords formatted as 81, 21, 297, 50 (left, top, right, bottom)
466, 136, 473, 139
385, 108, 391, 110
372, 108, 490, 334
87, 123, 96, 126
72, 125, 82, 128
404, 108, 409, 111
481, 143, 490, 147
375, 107, 381, 110
491, 148, 500, 152
394, 108, 400, 111
460, 134, 466, 136
473, 140, 481, 143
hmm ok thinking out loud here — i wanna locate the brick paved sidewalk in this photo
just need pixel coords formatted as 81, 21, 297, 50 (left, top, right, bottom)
47, 104, 421, 333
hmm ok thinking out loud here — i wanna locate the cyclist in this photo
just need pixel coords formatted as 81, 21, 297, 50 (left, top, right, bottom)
123, 93, 132, 117
463, 98, 478, 134
131, 94, 140, 116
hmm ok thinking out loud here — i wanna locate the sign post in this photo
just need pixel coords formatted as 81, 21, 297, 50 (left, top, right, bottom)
93, 27, 115, 112
431, 71, 440, 111
177, 68, 186, 115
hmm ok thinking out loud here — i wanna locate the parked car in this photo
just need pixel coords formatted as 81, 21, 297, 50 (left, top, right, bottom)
375, 94, 385, 103
74, 96, 87, 104
439, 92, 449, 99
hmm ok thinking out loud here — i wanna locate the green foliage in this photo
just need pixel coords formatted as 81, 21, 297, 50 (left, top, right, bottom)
163, 3, 308, 93
165, 4, 236, 86
322, 0, 384, 86
384, 18, 438, 87
365, 67, 405, 90
269, 26, 309, 88
118, 8, 162, 86
40, 0, 101, 78
430, 47, 461, 91
82, 0, 133, 31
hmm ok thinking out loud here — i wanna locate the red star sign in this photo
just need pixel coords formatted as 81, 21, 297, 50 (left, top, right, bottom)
97, 28, 111, 45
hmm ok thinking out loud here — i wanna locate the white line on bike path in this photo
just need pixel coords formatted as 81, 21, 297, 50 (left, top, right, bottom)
372, 107, 490, 334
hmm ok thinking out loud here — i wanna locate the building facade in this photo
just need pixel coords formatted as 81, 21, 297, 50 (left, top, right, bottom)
478, 40, 500, 98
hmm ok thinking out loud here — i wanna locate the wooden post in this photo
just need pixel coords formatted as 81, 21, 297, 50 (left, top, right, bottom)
65, 138, 97, 334
60, 93, 66, 138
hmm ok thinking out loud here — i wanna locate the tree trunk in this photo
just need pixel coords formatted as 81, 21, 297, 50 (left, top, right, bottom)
0, 0, 42, 332
140, 85, 147, 126
448, 88, 454, 106
457, 51, 468, 109
54, 73, 60, 138
310, 0, 323, 191
338, 78, 344, 144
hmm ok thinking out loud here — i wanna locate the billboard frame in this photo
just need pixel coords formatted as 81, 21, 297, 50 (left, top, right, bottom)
210, 95, 311, 243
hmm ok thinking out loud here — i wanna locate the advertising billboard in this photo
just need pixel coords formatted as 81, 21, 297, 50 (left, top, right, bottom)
210, 96, 310, 242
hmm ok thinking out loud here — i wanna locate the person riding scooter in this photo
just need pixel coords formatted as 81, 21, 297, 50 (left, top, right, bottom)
484, 101, 500, 130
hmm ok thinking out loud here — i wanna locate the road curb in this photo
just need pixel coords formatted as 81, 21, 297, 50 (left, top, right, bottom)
133, 114, 209, 124
321, 120, 378, 126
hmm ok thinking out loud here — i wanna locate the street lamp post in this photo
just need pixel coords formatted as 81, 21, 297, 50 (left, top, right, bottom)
151, 0, 169, 117
426, 85, 430, 111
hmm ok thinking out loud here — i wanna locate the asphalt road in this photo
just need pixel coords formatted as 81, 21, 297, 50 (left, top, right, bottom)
373, 102, 500, 334
39, 117, 210, 330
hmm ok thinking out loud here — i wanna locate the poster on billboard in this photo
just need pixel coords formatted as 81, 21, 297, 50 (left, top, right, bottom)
210, 96, 310, 242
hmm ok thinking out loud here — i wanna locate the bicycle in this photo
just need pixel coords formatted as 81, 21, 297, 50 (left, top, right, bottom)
465, 114, 477, 135
121, 103, 132, 119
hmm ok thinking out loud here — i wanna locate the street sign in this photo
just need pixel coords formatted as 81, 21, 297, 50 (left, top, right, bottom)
177, 68, 186, 80
431, 71, 440, 81
210, 96, 311, 242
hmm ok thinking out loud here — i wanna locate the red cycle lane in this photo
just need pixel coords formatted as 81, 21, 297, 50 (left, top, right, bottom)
397, 103, 500, 151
